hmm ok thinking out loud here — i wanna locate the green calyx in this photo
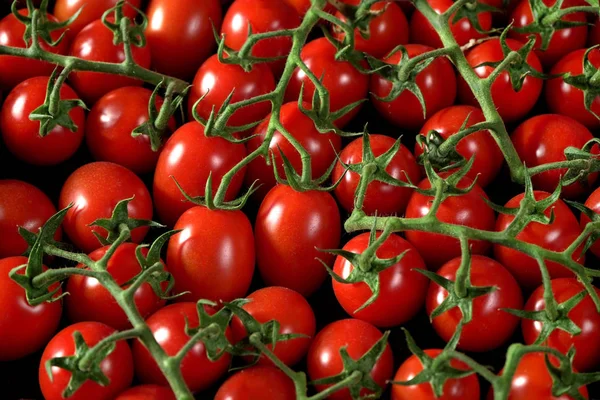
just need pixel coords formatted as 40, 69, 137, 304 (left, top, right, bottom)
562, 46, 600, 122
101, 0, 147, 48
14, 0, 80, 48
183, 301, 235, 362
545, 348, 600, 400
330, 0, 387, 40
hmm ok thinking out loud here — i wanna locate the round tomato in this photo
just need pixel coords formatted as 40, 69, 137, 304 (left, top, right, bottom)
53, 0, 141, 37
214, 366, 296, 400
581, 186, 600, 258
0, 76, 85, 166
115, 385, 175, 400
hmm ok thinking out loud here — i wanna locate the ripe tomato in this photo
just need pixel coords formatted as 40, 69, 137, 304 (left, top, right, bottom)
458, 38, 543, 124
581, 187, 600, 258
0, 76, 85, 166
0, 180, 59, 259
59, 162, 153, 253
153, 122, 247, 228
167, 206, 254, 303
546, 48, 600, 130
511, 114, 599, 199
245, 102, 342, 200
404, 175, 495, 270
371, 44, 457, 130
284, 0, 335, 15
53, 0, 141, 37
115, 385, 175, 400
40, 322, 134, 400
132, 303, 232, 393
255, 185, 341, 297
332, 232, 429, 327
391, 349, 480, 400
494, 191, 584, 290
332, 134, 421, 216
145, 0, 222, 80
307, 319, 394, 400
214, 366, 296, 400
415, 105, 503, 188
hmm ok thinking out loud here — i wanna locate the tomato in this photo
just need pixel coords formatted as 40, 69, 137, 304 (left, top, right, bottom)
53, 0, 141, 37
40, 321, 134, 400
284, 0, 336, 16
153, 122, 247, 228
145, 0, 222, 80
494, 191, 584, 290
245, 102, 342, 200
371, 44, 457, 130
214, 366, 296, 400
415, 105, 504, 188
0, 9, 70, 90
0, 180, 59, 259
132, 303, 232, 393
332, 134, 421, 216
167, 206, 254, 303
187, 54, 275, 127
410, 0, 492, 48
255, 185, 341, 297
511, 114, 599, 199
0, 76, 85, 166
59, 162, 153, 253
307, 319, 394, 400
115, 385, 175, 400
391, 349, 480, 400
457, 38, 543, 124
332, 232, 429, 327
581, 186, 600, 258
68, 19, 152, 105
221, 0, 300, 77
405, 175, 495, 270
546, 48, 600, 130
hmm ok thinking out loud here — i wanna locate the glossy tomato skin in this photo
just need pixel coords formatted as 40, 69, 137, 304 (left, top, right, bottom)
167, 206, 254, 303
255, 185, 341, 297
0, 76, 85, 166
391, 349, 480, 400
86, 87, 176, 174
65, 243, 167, 331
415, 105, 504, 187
494, 191, 584, 290
582, 187, 600, 257
40, 322, 134, 400
132, 303, 232, 393
307, 319, 394, 400
0, 180, 59, 258
333, 232, 429, 327
152, 122, 247, 227
59, 162, 153, 253
231, 286, 316, 366
511, 114, 599, 199
405, 175, 495, 270
458, 38, 543, 124
371, 44, 457, 130
215, 365, 296, 400
115, 385, 175, 400
53, 0, 142, 37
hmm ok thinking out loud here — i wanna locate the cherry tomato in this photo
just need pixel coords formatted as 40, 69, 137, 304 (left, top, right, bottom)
215, 365, 296, 400
255, 185, 341, 297
59, 162, 153, 253
307, 319, 394, 400
115, 385, 175, 400
40, 321, 134, 400
153, 122, 247, 228
0, 76, 85, 166
581, 186, 600, 258
284, 0, 335, 16
371, 44, 457, 130
494, 191, 584, 290
132, 303, 232, 393
53, 0, 141, 37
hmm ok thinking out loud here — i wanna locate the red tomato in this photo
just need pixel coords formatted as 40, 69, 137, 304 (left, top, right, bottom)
40, 322, 134, 400
332, 134, 421, 216
0, 180, 59, 259
255, 185, 341, 297
391, 349, 480, 400
415, 105, 504, 187
581, 186, 600, 258
59, 162, 153, 253
511, 114, 599, 199
371, 44, 457, 130
405, 175, 495, 269
167, 206, 254, 303
332, 232, 429, 327
307, 319, 394, 400
0, 76, 85, 166
145, 0, 222, 80
494, 191, 584, 290
231, 286, 316, 366
153, 122, 247, 227
245, 102, 342, 200
458, 38, 543, 124
215, 365, 296, 400
53, 0, 141, 37
132, 303, 232, 393
284, 0, 335, 15
116, 385, 175, 400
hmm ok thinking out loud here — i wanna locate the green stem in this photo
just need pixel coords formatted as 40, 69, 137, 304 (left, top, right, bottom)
353, 163, 377, 211
48, 64, 72, 115
31, 267, 102, 288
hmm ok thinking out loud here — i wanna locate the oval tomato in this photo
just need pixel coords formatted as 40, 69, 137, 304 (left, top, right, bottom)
115, 385, 175, 400
53, 0, 141, 37
581, 186, 600, 258
215, 366, 296, 400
